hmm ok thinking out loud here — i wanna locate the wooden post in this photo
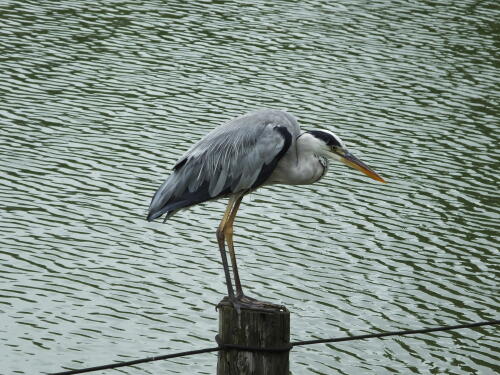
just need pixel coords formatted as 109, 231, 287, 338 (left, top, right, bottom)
217, 298, 290, 375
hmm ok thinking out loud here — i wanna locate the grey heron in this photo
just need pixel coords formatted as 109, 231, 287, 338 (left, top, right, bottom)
147, 109, 385, 310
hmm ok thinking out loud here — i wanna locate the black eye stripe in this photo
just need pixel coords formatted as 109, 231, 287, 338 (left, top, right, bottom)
308, 130, 341, 147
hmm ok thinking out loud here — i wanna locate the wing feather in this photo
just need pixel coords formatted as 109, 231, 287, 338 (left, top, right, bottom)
147, 109, 300, 221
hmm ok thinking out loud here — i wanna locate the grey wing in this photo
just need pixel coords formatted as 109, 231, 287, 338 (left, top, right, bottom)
147, 109, 300, 221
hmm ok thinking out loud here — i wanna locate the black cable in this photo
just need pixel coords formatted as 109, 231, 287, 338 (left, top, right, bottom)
48, 347, 220, 375
291, 319, 499, 347
48, 319, 499, 375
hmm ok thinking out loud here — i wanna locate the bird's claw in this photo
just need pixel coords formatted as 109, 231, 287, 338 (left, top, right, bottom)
217, 294, 286, 313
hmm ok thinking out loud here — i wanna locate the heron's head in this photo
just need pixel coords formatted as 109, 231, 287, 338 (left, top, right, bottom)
305, 129, 386, 183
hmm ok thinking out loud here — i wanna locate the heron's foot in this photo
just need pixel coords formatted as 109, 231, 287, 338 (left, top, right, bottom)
235, 293, 286, 313
217, 294, 286, 314
236, 292, 258, 303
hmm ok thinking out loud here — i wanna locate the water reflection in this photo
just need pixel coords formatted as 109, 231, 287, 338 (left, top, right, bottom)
1, 0, 498, 374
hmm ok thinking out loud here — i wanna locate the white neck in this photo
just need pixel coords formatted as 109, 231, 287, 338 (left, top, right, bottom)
267, 133, 329, 185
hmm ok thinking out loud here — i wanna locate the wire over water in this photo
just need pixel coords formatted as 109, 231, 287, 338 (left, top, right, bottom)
48, 319, 499, 375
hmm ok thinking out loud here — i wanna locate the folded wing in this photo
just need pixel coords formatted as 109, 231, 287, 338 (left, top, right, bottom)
147, 109, 300, 221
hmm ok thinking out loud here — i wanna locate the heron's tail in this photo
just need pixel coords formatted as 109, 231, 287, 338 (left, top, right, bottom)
147, 173, 208, 222
148, 178, 225, 222
146, 209, 168, 222
147, 176, 176, 222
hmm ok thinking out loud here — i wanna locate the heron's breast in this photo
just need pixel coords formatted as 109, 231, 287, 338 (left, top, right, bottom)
267, 156, 326, 186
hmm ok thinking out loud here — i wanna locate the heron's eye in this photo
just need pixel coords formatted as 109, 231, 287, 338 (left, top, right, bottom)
330, 139, 341, 147
332, 145, 344, 154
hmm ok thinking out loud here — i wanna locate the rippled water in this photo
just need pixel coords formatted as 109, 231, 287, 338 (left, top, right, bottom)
1, 0, 498, 374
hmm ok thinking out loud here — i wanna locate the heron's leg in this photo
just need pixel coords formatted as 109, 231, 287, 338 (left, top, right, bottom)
219, 195, 286, 313
224, 194, 244, 297
216, 199, 236, 299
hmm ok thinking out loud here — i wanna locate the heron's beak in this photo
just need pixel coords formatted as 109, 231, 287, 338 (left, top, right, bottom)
339, 150, 386, 183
